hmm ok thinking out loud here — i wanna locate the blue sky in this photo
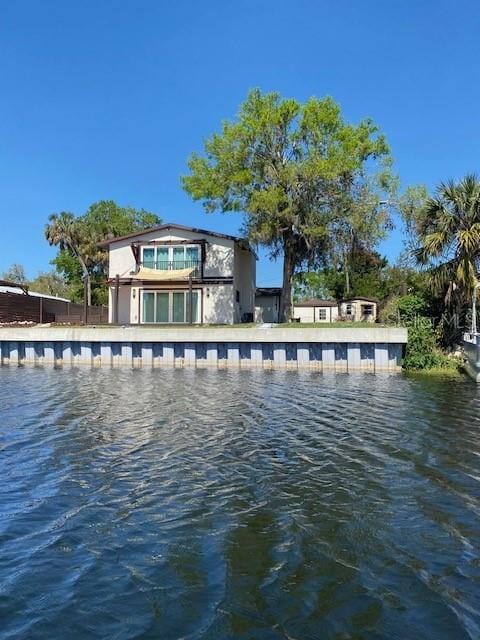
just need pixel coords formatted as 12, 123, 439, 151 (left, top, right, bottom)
0, 0, 479, 286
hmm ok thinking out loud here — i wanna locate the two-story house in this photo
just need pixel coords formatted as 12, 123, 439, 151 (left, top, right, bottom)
100, 223, 256, 325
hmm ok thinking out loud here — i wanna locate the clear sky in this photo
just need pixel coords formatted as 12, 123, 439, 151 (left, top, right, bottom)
0, 0, 479, 286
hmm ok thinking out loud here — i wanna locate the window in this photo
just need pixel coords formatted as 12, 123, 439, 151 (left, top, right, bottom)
141, 245, 200, 270
345, 303, 353, 315
362, 305, 374, 316
317, 308, 327, 320
141, 290, 199, 323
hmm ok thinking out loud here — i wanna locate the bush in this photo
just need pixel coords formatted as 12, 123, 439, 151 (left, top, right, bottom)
379, 293, 427, 326
403, 318, 458, 371
397, 294, 427, 323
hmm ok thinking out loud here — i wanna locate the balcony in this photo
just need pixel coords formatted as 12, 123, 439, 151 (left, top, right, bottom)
138, 260, 202, 279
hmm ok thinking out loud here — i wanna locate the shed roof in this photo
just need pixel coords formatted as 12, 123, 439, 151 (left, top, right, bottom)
341, 296, 379, 304
294, 298, 338, 308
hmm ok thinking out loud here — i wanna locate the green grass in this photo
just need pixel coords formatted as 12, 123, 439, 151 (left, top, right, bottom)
47, 321, 386, 329
404, 365, 464, 379
275, 322, 385, 328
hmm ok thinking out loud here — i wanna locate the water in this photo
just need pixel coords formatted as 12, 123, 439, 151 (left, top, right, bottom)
1, 367, 480, 640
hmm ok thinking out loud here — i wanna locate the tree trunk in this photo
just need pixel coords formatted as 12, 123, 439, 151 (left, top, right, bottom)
279, 239, 296, 323
77, 256, 91, 306
67, 241, 92, 307
343, 248, 350, 296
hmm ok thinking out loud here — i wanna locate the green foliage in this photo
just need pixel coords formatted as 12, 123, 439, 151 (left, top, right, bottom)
397, 294, 427, 322
183, 88, 394, 320
412, 174, 480, 304
379, 293, 427, 325
403, 319, 458, 371
293, 272, 331, 301
45, 200, 161, 304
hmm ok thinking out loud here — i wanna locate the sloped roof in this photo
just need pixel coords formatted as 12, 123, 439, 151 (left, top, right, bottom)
98, 223, 247, 247
341, 296, 379, 304
294, 298, 338, 308
0, 285, 70, 302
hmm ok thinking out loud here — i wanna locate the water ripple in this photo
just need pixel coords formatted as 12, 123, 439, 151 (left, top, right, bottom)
0, 367, 480, 639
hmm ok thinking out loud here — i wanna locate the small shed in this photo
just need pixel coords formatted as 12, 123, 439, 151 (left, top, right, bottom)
292, 298, 339, 323
339, 297, 378, 322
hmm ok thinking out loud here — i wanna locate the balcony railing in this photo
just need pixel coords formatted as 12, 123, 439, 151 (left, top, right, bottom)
140, 260, 202, 278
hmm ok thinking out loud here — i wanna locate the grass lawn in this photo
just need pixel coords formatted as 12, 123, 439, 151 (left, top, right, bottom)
45, 321, 388, 329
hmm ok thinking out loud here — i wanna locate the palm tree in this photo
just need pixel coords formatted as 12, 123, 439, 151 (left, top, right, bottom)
45, 212, 92, 306
415, 174, 480, 305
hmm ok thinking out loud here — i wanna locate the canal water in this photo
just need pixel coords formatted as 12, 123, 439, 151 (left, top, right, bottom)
1, 367, 479, 639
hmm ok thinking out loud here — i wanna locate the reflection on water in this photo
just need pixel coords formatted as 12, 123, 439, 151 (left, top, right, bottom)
1, 367, 480, 639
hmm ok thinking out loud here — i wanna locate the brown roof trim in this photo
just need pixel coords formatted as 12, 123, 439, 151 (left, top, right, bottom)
98, 223, 247, 247
294, 298, 338, 307
341, 296, 379, 303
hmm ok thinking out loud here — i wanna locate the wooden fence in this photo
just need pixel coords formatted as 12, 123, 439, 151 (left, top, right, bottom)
0, 292, 108, 324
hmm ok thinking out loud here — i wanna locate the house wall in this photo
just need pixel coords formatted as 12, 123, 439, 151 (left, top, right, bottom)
339, 300, 377, 322
293, 305, 339, 323
116, 285, 132, 324
233, 247, 256, 322
112, 283, 235, 324
203, 283, 235, 324
108, 229, 236, 279
255, 295, 280, 323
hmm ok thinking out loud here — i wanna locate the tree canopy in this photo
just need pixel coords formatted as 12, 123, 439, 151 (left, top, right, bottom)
45, 200, 160, 305
183, 89, 395, 320
413, 175, 480, 304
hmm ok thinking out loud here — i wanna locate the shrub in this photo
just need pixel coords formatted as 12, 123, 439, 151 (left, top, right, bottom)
397, 294, 427, 323
379, 293, 428, 326
403, 318, 458, 371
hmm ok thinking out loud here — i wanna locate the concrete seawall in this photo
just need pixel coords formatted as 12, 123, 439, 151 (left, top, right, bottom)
0, 326, 408, 372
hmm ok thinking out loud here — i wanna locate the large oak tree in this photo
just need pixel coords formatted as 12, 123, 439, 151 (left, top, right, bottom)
183, 89, 393, 321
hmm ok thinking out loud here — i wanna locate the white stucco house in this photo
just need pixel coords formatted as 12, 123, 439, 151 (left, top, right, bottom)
100, 223, 256, 325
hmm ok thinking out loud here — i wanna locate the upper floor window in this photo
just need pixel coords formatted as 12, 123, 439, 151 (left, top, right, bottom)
141, 245, 200, 270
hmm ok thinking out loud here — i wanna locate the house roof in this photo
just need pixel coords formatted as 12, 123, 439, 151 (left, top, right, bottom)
294, 298, 338, 308
98, 223, 249, 247
341, 296, 379, 304
256, 287, 282, 296
0, 285, 70, 302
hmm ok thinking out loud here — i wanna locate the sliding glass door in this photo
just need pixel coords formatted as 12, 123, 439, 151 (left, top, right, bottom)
141, 290, 199, 323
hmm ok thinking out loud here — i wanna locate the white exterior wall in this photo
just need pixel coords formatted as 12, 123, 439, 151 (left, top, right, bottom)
108, 285, 132, 324
293, 305, 339, 323
233, 247, 256, 322
203, 284, 234, 324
